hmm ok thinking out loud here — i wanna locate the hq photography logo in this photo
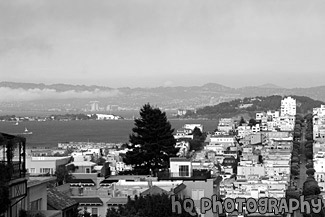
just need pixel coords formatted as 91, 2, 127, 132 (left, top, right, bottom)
171, 195, 324, 216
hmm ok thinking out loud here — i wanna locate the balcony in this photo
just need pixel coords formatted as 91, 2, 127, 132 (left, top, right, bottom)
157, 169, 211, 181
0, 132, 26, 181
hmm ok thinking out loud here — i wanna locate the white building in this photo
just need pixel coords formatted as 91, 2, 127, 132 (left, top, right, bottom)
96, 114, 121, 120
313, 105, 325, 117
183, 124, 204, 132
26, 156, 71, 175
280, 97, 296, 116
237, 125, 252, 138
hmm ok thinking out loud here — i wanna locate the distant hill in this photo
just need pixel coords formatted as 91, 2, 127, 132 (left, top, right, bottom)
192, 95, 324, 119
1, 81, 325, 114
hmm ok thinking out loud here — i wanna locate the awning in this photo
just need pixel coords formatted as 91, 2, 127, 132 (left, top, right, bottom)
100, 179, 119, 186
69, 179, 96, 186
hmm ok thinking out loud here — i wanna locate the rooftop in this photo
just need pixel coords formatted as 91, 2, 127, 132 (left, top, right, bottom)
47, 188, 78, 211
141, 185, 169, 196
73, 197, 103, 206
107, 197, 128, 205
170, 157, 191, 162
66, 161, 96, 167
27, 177, 56, 188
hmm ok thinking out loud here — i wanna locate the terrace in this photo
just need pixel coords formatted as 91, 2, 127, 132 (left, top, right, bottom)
0, 132, 26, 181
0, 132, 27, 217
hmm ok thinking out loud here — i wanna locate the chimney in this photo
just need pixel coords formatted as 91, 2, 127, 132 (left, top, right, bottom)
148, 179, 153, 188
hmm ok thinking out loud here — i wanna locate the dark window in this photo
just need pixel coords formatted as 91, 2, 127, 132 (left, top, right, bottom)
30, 198, 42, 210
92, 208, 98, 217
179, 165, 189, 176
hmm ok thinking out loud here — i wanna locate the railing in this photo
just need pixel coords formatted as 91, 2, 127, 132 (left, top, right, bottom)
157, 169, 211, 180
0, 132, 26, 181
0, 161, 25, 180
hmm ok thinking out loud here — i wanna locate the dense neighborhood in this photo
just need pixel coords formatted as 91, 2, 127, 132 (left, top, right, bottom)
1, 96, 325, 217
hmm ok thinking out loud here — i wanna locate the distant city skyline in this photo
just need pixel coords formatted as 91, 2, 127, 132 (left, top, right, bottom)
1, 0, 325, 89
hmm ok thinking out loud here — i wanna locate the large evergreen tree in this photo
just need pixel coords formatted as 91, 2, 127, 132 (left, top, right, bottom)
123, 104, 178, 175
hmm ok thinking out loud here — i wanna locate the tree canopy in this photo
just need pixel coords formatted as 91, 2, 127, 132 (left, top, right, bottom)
106, 194, 197, 217
123, 104, 178, 175
55, 165, 74, 185
189, 127, 206, 151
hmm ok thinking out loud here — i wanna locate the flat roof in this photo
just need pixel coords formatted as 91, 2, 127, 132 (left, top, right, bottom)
107, 197, 128, 205
27, 177, 56, 188
66, 161, 96, 167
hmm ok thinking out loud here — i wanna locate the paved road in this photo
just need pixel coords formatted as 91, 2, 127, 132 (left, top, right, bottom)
295, 126, 307, 217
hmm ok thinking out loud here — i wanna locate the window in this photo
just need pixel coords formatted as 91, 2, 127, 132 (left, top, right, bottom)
179, 165, 189, 177
40, 168, 51, 174
86, 168, 90, 173
92, 208, 98, 217
30, 198, 42, 210
29, 168, 36, 173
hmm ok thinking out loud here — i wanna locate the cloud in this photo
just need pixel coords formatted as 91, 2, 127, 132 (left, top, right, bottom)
0, 87, 120, 102
0, 37, 53, 57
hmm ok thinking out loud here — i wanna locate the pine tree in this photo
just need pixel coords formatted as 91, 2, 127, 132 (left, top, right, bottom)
123, 103, 178, 175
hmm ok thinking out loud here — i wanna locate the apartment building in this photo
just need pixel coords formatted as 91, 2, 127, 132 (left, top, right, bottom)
280, 96, 296, 116
237, 124, 252, 138
26, 156, 71, 175
218, 118, 234, 133
157, 157, 215, 217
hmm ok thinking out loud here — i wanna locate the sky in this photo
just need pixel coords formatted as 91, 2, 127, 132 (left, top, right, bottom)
1, 0, 325, 88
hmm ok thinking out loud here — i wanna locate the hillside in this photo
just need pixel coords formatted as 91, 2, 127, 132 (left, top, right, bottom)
191, 95, 324, 119
2, 82, 325, 113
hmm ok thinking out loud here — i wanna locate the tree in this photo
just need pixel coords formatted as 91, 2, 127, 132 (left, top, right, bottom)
192, 127, 203, 139
291, 167, 299, 176
106, 194, 197, 217
189, 127, 206, 151
96, 157, 106, 165
123, 104, 179, 175
258, 155, 263, 164
292, 156, 300, 163
55, 166, 74, 185
239, 116, 246, 126
286, 190, 300, 200
248, 118, 257, 127
305, 150, 313, 160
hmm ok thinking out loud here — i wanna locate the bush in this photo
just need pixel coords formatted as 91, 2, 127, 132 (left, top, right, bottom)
305, 151, 313, 160
291, 168, 299, 176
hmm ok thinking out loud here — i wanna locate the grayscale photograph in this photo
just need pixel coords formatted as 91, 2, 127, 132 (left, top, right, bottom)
1, 1, 325, 217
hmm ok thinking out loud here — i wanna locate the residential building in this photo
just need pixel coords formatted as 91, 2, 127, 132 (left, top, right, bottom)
26, 156, 71, 175
237, 124, 252, 138
209, 135, 236, 148
1, 132, 61, 217
157, 157, 215, 217
73, 197, 104, 217
237, 162, 265, 179
218, 118, 234, 133
280, 97, 296, 116
1, 133, 28, 217
66, 161, 97, 174
47, 188, 79, 217
183, 124, 204, 132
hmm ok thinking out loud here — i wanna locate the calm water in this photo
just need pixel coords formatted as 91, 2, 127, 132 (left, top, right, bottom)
0, 119, 218, 147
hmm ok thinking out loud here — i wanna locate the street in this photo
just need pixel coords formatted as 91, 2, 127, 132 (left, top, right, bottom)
295, 126, 307, 217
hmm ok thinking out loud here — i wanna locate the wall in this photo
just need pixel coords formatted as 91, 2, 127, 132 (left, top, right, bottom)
28, 183, 48, 210
170, 160, 192, 177
182, 179, 215, 217
26, 157, 70, 175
